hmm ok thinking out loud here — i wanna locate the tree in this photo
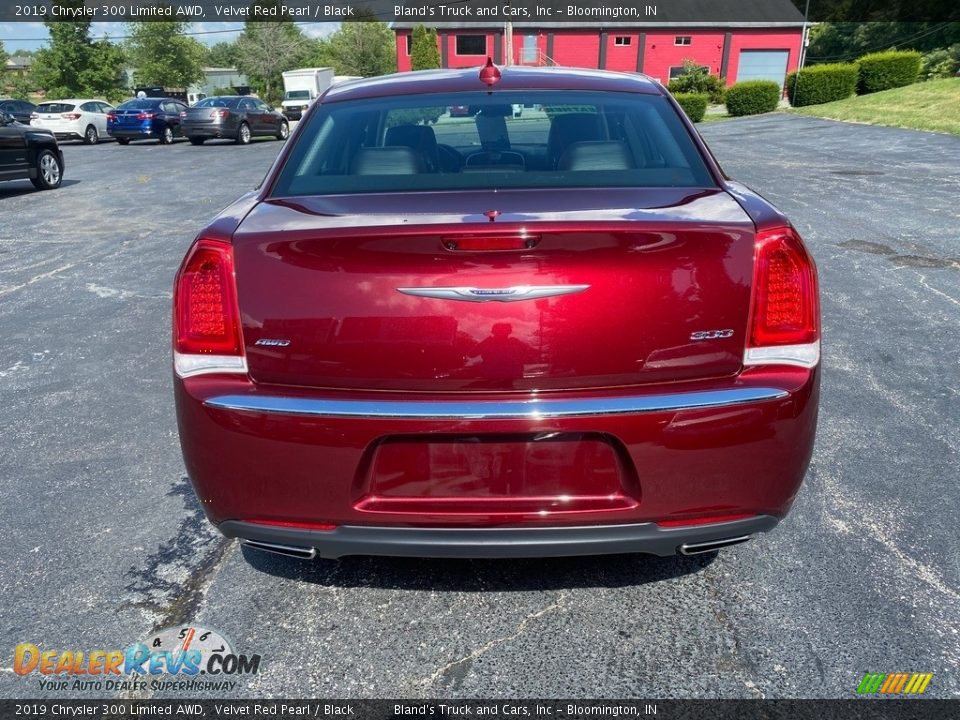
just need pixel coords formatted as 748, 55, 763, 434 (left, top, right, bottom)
0, 40, 8, 72
31, 2, 94, 98
125, 18, 205, 88
807, 22, 960, 64
410, 25, 440, 71
235, 21, 309, 105
326, 21, 396, 77
85, 37, 127, 102
205, 41, 239, 68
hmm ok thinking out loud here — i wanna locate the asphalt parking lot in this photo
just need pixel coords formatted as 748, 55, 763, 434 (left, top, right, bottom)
1, 116, 958, 699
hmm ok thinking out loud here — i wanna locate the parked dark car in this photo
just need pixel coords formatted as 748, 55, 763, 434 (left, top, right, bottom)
180, 96, 289, 145
0, 98, 37, 125
107, 97, 188, 144
173, 66, 820, 561
0, 111, 64, 190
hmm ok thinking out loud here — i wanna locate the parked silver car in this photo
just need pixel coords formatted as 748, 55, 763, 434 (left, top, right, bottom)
180, 96, 289, 145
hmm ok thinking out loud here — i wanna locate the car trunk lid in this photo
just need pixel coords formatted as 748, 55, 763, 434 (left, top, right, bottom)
232, 188, 755, 392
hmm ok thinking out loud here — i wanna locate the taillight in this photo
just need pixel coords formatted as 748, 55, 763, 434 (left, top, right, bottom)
213, 109, 230, 119
745, 226, 820, 368
62, 112, 81, 120
173, 239, 246, 378
136, 112, 155, 120
106, 111, 116, 121
30, 112, 39, 120
180, 111, 187, 118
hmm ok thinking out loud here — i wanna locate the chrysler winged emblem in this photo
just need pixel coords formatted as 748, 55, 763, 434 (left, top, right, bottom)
396, 285, 590, 303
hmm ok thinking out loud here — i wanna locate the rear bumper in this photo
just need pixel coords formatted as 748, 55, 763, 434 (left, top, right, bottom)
176, 365, 819, 552
182, 123, 233, 138
108, 127, 156, 138
222, 515, 779, 559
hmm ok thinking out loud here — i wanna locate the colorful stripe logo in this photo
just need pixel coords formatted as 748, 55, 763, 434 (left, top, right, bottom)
857, 673, 933, 695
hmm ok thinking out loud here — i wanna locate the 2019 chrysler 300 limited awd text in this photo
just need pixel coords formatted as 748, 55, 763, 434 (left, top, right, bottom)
173, 64, 820, 561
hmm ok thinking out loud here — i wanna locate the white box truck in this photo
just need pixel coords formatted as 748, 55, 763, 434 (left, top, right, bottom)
281, 68, 334, 121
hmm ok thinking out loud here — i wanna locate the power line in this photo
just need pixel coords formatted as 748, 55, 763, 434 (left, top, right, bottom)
0, 20, 339, 43
806, 21, 955, 61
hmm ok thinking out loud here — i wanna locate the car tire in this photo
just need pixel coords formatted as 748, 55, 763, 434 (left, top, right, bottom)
117, 138, 130, 145
31, 150, 63, 190
83, 125, 99, 145
236, 122, 251, 145
276, 122, 289, 141
160, 126, 174, 145
189, 137, 205, 146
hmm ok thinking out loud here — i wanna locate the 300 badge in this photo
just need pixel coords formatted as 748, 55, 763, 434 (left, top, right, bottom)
128, 625, 261, 676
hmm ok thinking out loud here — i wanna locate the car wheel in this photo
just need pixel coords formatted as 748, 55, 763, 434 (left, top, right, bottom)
31, 150, 63, 190
276, 122, 289, 141
83, 125, 99, 145
236, 122, 251, 145
161, 126, 174, 145
117, 138, 130, 145
189, 137, 205, 146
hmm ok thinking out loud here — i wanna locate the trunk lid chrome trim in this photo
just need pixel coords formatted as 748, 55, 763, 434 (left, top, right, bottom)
203, 387, 788, 420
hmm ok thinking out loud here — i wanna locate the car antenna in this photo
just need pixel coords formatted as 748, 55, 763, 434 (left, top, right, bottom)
479, 57, 501, 92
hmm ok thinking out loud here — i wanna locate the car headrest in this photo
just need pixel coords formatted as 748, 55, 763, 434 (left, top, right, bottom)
557, 141, 636, 171
547, 113, 604, 167
350, 147, 425, 175
384, 124, 440, 171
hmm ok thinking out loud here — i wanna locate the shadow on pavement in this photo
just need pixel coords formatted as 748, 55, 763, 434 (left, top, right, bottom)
240, 543, 717, 591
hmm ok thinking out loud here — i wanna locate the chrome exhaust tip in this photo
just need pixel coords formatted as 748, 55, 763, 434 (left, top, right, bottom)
679, 535, 752, 556
242, 539, 317, 560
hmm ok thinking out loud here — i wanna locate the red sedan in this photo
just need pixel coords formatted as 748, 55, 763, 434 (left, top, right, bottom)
173, 65, 819, 560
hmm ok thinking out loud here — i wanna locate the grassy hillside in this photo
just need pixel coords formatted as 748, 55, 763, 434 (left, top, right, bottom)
789, 78, 960, 135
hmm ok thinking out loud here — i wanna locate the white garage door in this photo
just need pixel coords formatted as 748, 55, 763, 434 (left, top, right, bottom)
737, 50, 789, 88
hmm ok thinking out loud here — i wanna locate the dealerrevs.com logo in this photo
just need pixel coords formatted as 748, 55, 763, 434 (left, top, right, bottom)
14, 625, 261, 692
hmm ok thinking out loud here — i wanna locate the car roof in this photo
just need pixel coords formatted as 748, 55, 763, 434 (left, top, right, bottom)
321, 66, 663, 104
38, 99, 105, 105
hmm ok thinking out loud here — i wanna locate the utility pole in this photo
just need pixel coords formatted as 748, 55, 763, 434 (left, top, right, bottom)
798, 0, 811, 70
504, 0, 513, 65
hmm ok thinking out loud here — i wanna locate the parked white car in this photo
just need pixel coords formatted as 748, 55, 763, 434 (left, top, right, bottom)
30, 99, 115, 144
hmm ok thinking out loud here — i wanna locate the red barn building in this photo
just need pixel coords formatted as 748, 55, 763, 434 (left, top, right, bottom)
394, 6, 806, 89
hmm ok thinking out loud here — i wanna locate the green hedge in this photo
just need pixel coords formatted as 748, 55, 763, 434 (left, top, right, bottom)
725, 80, 781, 116
786, 63, 859, 106
672, 92, 709, 122
857, 50, 922, 94
667, 63, 726, 104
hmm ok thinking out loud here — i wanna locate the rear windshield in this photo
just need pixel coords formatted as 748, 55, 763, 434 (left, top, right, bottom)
271, 90, 714, 197
195, 97, 239, 108
117, 99, 160, 110
36, 103, 76, 113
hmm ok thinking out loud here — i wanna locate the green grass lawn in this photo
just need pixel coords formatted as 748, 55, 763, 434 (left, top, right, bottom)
788, 78, 960, 135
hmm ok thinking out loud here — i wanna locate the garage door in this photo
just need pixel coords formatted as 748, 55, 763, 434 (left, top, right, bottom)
736, 50, 790, 88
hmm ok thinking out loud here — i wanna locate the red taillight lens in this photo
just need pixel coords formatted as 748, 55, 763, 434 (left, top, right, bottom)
444, 235, 538, 251
137, 112, 155, 120
106, 112, 116, 121
214, 109, 230, 119
748, 227, 819, 348
174, 239, 243, 357
62, 112, 82, 120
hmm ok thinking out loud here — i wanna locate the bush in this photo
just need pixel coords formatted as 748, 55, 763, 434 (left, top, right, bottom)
786, 63, 859, 106
667, 60, 726, 104
921, 45, 960, 80
857, 50, 922, 94
672, 92, 708, 122
725, 80, 781, 116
